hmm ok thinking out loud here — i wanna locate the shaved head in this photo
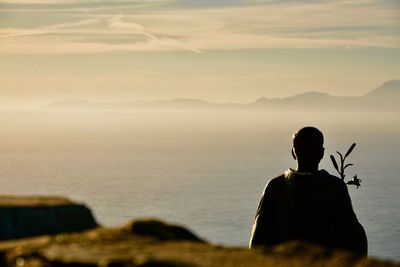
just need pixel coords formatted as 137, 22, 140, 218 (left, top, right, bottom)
292, 127, 324, 165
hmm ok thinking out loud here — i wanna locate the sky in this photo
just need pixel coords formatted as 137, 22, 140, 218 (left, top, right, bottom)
0, 0, 399, 105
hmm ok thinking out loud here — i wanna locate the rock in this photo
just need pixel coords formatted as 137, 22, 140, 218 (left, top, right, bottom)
127, 219, 205, 242
0, 196, 398, 267
0, 219, 398, 267
0, 196, 98, 240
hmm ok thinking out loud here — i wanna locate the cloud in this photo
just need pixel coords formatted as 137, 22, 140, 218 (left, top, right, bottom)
0, 0, 94, 3
0, 0, 168, 4
108, 14, 156, 39
0, 18, 100, 39
0, 0, 399, 54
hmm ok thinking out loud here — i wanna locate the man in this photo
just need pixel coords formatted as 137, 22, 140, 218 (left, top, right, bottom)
249, 127, 367, 255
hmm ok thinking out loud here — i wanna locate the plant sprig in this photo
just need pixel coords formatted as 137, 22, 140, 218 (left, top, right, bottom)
330, 143, 361, 188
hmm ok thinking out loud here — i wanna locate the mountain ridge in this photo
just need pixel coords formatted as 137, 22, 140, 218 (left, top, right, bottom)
46, 80, 400, 111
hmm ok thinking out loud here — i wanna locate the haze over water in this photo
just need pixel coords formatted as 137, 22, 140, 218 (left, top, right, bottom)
0, 108, 398, 261
1, 0, 399, 264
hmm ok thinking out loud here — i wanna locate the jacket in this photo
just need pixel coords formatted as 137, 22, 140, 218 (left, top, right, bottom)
249, 169, 367, 255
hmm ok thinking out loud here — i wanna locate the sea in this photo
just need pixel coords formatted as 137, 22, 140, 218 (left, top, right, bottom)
0, 108, 399, 261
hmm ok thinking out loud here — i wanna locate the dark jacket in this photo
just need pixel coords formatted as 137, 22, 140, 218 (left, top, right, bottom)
249, 169, 367, 255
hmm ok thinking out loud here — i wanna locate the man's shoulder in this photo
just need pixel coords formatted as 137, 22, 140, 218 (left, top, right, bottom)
263, 169, 347, 191
267, 174, 286, 185
262, 173, 286, 192
318, 170, 347, 187
273, 169, 347, 188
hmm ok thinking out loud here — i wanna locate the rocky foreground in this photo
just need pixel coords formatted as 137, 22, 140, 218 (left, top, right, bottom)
0, 196, 398, 267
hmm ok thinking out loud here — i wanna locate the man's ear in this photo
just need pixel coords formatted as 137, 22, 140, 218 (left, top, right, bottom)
291, 148, 296, 160
320, 147, 325, 160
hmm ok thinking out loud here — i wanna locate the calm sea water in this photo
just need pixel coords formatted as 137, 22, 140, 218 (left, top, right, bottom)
0, 108, 399, 261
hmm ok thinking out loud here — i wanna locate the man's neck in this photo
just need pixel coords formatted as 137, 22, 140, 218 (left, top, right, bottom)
296, 163, 319, 173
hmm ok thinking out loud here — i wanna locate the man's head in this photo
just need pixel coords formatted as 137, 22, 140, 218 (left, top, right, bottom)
292, 127, 324, 167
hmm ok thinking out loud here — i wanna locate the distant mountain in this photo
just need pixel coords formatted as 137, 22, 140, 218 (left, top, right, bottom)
249, 80, 399, 111
46, 80, 400, 111
357, 80, 400, 110
364, 80, 400, 96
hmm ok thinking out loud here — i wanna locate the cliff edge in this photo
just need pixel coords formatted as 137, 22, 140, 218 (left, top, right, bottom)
0, 196, 398, 267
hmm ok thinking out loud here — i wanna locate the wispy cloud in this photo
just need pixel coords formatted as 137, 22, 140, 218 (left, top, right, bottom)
0, 0, 399, 54
0, 0, 168, 4
0, 0, 93, 3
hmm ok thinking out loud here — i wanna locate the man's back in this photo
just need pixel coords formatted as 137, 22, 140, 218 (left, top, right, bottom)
250, 169, 367, 255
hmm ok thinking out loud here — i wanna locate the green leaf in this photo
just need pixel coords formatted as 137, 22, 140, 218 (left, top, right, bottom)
330, 155, 339, 172
336, 151, 344, 163
345, 143, 356, 158
344, 163, 354, 170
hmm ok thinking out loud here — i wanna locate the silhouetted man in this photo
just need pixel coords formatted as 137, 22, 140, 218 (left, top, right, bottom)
249, 127, 367, 255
